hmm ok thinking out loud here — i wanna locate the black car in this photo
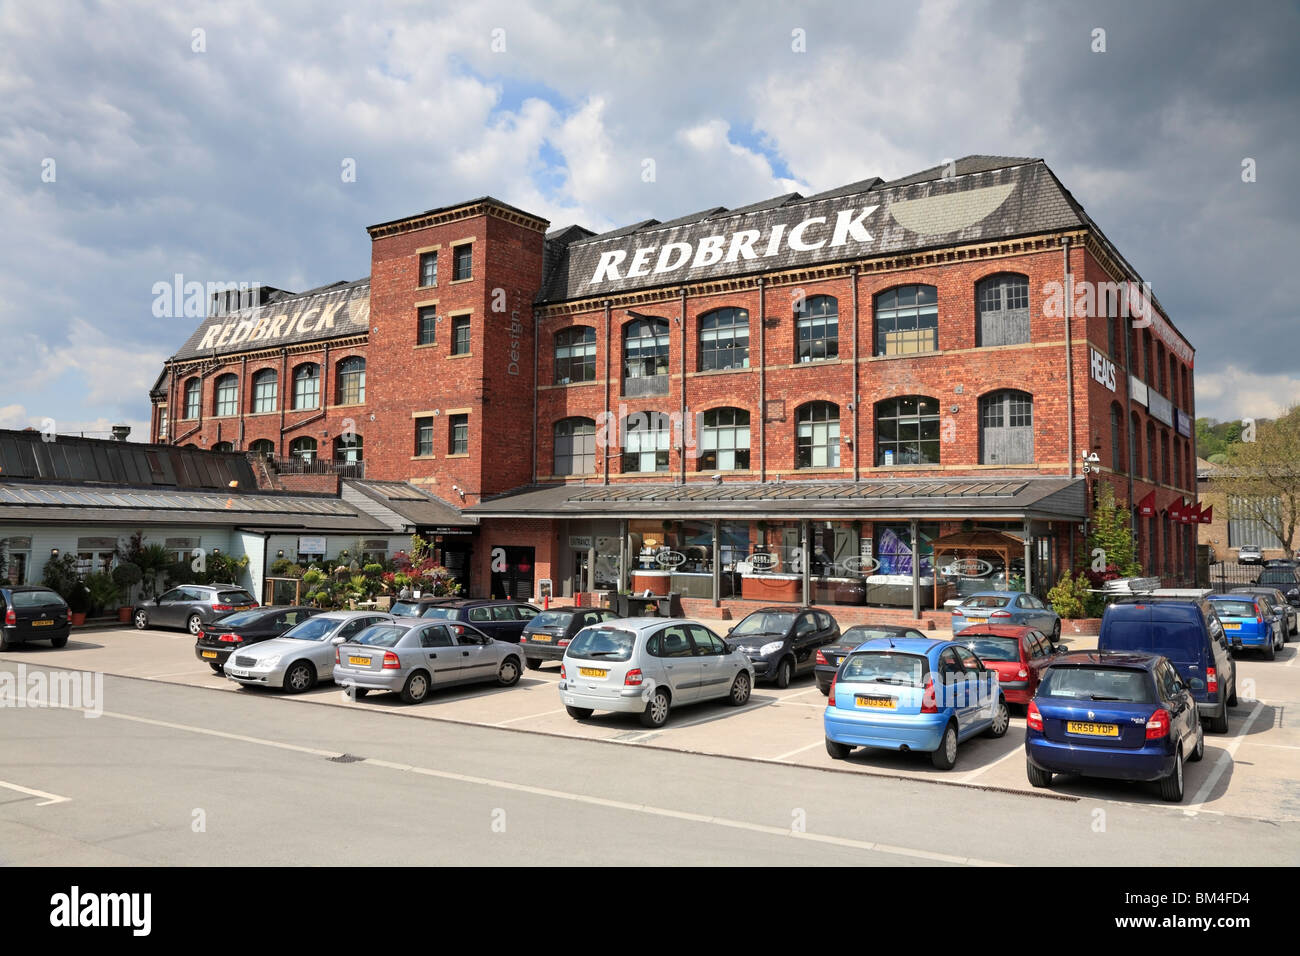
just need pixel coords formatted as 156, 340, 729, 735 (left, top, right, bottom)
195, 606, 317, 673
725, 606, 840, 687
413, 599, 541, 644
813, 623, 928, 694
390, 595, 459, 617
1254, 565, 1300, 608
1, 586, 71, 650
519, 607, 619, 668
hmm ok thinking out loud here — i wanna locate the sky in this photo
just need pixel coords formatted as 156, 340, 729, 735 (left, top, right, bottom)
0, 0, 1296, 438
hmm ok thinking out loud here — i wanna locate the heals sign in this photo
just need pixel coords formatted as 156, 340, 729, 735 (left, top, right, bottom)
1090, 347, 1117, 391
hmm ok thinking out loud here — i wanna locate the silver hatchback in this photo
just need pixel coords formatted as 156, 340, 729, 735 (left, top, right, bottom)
558, 618, 754, 728
333, 619, 524, 704
225, 611, 395, 693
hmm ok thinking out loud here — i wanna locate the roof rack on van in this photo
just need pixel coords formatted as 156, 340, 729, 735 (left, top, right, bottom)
1100, 577, 1162, 595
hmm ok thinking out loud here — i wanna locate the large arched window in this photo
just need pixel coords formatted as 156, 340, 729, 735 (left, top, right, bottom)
555, 327, 596, 384
876, 396, 940, 465
1130, 411, 1141, 476
211, 441, 234, 452
213, 374, 238, 416
289, 436, 317, 462
334, 433, 363, 464
975, 274, 1030, 347
622, 411, 670, 473
699, 408, 750, 470
795, 296, 837, 363
796, 402, 841, 469
183, 378, 201, 419
554, 418, 596, 475
247, 439, 275, 457
979, 390, 1034, 464
293, 363, 320, 410
875, 285, 938, 355
252, 369, 277, 413
699, 308, 750, 370
336, 357, 365, 405
623, 318, 669, 396
1111, 403, 1124, 474
1172, 439, 1181, 490
1146, 420, 1157, 480
1160, 431, 1170, 484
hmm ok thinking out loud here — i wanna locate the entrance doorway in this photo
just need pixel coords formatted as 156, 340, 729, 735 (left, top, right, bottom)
490, 546, 535, 601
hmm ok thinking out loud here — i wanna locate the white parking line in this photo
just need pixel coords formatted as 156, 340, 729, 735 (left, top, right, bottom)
1185, 702, 1266, 811
145, 670, 217, 680
495, 708, 566, 726
956, 743, 1025, 783
0, 779, 71, 807
770, 740, 825, 761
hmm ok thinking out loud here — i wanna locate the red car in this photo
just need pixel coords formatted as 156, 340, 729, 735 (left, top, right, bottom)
954, 625, 1058, 706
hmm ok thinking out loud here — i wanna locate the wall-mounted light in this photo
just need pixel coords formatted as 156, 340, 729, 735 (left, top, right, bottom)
276, 549, 285, 558
212, 547, 221, 555
50, 547, 59, 557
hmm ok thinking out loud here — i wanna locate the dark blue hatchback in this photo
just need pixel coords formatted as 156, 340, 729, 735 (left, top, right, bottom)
1025, 651, 1203, 802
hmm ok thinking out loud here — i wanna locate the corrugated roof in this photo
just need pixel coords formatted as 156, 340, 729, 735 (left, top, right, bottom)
342, 479, 474, 530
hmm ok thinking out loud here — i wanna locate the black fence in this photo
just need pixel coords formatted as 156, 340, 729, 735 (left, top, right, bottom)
1206, 560, 1279, 591
250, 454, 365, 479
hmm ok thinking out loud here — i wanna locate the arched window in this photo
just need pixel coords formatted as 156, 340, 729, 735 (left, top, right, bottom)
795, 296, 838, 362
975, 274, 1030, 347
875, 285, 938, 356
1156, 342, 1166, 395
1130, 411, 1141, 476
554, 418, 596, 475
248, 439, 275, 457
183, 378, 201, 419
1161, 431, 1170, 484
622, 411, 670, 473
876, 396, 939, 466
623, 318, 669, 396
293, 364, 320, 410
700, 308, 750, 370
555, 327, 596, 384
211, 441, 234, 452
1172, 439, 1181, 490
336, 357, 365, 405
699, 408, 750, 470
1111, 403, 1124, 474
1143, 330, 1153, 383
334, 433, 363, 463
979, 390, 1034, 465
213, 374, 238, 416
252, 369, 277, 413
289, 436, 317, 462
1146, 420, 1156, 480
797, 402, 841, 469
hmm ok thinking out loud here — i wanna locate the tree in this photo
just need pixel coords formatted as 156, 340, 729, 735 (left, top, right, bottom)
1086, 482, 1142, 579
1219, 405, 1300, 553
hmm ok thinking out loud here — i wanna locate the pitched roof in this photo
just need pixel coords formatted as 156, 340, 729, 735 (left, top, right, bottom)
342, 479, 474, 530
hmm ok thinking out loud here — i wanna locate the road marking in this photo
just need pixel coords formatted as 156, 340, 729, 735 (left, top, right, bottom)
779, 687, 823, 701
494, 708, 566, 726
1242, 742, 1300, 751
774, 700, 828, 709
144, 669, 216, 680
0, 780, 71, 807
98, 710, 346, 759
770, 740, 825, 761
956, 743, 1025, 783
1185, 702, 1267, 811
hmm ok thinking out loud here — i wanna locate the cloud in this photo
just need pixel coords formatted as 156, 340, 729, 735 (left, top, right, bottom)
1194, 366, 1300, 422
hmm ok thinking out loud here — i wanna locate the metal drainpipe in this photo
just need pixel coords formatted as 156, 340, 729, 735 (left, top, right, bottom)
532, 304, 540, 484
603, 300, 612, 485
758, 277, 766, 482
679, 287, 687, 485
238, 354, 247, 448
851, 266, 860, 482
278, 348, 288, 456
1064, 236, 1075, 480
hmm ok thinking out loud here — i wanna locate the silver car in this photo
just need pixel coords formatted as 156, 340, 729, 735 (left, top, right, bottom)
558, 618, 754, 728
225, 611, 395, 693
333, 619, 524, 704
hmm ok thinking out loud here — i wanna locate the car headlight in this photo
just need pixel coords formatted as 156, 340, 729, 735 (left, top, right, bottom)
257, 655, 281, 667
760, 641, 785, 656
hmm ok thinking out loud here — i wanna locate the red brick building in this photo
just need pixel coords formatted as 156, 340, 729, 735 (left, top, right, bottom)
152, 156, 1198, 614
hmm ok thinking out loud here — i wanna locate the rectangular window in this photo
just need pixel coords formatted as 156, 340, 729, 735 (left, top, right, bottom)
417, 307, 437, 345
415, 417, 434, 457
874, 523, 939, 576
184, 385, 200, 420
449, 414, 469, 455
419, 251, 437, 287
453, 244, 472, 281
157, 407, 168, 439
877, 286, 938, 355
451, 315, 471, 355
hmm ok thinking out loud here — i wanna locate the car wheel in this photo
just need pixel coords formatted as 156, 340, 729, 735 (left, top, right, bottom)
1051, 620, 1061, 643
1188, 725, 1205, 762
1227, 679, 1238, 707
0, 630, 9, 652
400, 670, 430, 704
1159, 750, 1185, 802
728, 670, 751, 706
208, 662, 224, 675
774, 657, 793, 689
1208, 704, 1230, 734
526, 657, 543, 670
818, 682, 829, 697
284, 661, 315, 694
351, 687, 368, 700
133, 609, 149, 630
984, 696, 1010, 738
639, 688, 670, 728
187, 614, 202, 636
826, 737, 851, 760
1026, 759, 1053, 789
930, 723, 959, 770
565, 705, 593, 720
497, 656, 521, 687
1264, 637, 1277, 661
51, 634, 69, 648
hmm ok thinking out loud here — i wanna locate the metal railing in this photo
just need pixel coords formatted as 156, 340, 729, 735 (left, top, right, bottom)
248, 453, 365, 479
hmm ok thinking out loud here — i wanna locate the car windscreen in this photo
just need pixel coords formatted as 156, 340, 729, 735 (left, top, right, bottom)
840, 652, 927, 687
840, 627, 906, 644
390, 601, 422, 616
11, 590, 66, 608
731, 611, 795, 636
1211, 600, 1258, 618
218, 590, 256, 605
281, 616, 337, 641
214, 610, 266, 627
960, 636, 1020, 662
528, 611, 571, 629
566, 627, 636, 662
960, 595, 1010, 609
418, 606, 457, 619
1257, 572, 1295, 588
353, 625, 406, 647
1040, 666, 1154, 703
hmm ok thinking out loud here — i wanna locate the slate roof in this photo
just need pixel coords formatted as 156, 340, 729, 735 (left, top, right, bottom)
341, 479, 475, 530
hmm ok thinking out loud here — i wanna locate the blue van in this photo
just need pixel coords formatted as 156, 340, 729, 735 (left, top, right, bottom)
1097, 599, 1237, 733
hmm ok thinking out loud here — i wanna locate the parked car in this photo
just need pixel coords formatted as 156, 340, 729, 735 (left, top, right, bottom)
1207, 593, 1284, 660
955, 624, 1060, 706
390, 595, 459, 617
1253, 565, 1300, 607
333, 619, 523, 703
1025, 651, 1203, 802
725, 605, 840, 687
823, 637, 1009, 770
1230, 586, 1296, 639
519, 607, 619, 669
225, 610, 395, 692
558, 618, 753, 728
414, 598, 541, 643
814, 624, 927, 695
135, 584, 258, 635
1, 585, 71, 650
951, 591, 1061, 642
194, 606, 317, 673
1099, 599, 1237, 732
1237, 545, 1263, 565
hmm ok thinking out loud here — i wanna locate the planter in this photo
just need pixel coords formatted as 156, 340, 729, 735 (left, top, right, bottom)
71, 612, 87, 627
630, 570, 671, 596
118, 606, 133, 623
742, 573, 801, 602
1063, 617, 1103, 636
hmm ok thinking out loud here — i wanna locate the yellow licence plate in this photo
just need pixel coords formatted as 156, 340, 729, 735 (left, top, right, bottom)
1224, 622, 1241, 630
856, 695, 896, 709
579, 667, 607, 678
32, 620, 53, 627
1067, 721, 1119, 737
201, 650, 218, 659
348, 656, 372, 666
531, 634, 553, 642
966, 617, 987, 625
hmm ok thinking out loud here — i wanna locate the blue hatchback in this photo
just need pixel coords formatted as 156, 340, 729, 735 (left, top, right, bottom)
823, 637, 1010, 770
1207, 593, 1282, 660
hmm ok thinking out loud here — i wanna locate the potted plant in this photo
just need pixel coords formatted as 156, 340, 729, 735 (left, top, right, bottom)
67, 584, 90, 626
112, 561, 142, 623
